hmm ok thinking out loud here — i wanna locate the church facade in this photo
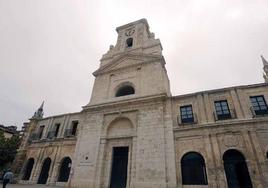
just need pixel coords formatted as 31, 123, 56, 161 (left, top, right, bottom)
14, 19, 268, 188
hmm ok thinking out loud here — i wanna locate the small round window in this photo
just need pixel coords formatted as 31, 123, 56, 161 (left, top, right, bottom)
116, 85, 135, 97
126, 38, 133, 47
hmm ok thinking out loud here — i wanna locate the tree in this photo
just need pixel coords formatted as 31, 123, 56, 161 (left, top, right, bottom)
0, 130, 20, 170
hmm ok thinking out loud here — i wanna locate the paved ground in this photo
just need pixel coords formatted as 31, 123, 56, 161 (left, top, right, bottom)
0, 184, 60, 188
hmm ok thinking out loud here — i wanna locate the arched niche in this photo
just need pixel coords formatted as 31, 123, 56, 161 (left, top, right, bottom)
106, 117, 134, 137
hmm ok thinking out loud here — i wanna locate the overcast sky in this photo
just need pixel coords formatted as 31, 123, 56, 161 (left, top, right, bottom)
0, 0, 268, 129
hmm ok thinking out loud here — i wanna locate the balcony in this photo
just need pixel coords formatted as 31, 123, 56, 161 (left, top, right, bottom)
47, 131, 56, 140
28, 132, 39, 143
213, 109, 236, 121
250, 106, 268, 118
64, 129, 75, 137
177, 114, 198, 125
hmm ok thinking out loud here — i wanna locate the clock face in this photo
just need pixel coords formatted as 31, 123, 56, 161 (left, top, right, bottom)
125, 28, 135, 37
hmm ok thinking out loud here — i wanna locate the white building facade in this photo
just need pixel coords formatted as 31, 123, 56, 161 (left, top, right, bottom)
15, 19, 268, 188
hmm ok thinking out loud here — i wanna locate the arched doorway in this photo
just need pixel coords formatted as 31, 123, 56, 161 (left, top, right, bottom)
181, 152, 208, 185
58, 157, 72, 182
223, 149, 253, 188
22, 158, 34, 180
37, 157, 51, 184
106, 117, 133, 188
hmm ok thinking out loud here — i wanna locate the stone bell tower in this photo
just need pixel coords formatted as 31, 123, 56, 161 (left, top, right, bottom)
85, 19, 171, 107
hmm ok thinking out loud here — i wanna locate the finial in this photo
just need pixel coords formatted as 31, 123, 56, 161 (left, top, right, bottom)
261, 55, 268, 66
31, 101, 44, 120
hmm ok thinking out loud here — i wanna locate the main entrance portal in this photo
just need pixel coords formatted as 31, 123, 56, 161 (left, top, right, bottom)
110, 147, 129, 188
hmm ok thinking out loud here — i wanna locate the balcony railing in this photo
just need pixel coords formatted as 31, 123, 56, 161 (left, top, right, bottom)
47, 131, 56, 139
250, 106, 268, 118
177, 113, 198, 125
64, 129, 75, 137
213, 109, 236, 121
28, 132, 39, 143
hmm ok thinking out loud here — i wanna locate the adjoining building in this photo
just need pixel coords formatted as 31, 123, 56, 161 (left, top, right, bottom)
14, 19, 268, 188
0, 125, 19, 139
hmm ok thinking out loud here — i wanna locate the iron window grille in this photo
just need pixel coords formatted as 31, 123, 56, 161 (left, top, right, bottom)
214, 100, 233, 120
179, 105, 196, 124
250, 95, 268, 116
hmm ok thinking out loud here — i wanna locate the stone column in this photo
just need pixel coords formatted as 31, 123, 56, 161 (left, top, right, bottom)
210, 134, 228, 188
203, 93, 214, 123
48, 146, 60, 185
230, 89, 244, 119
31, 148, 44, 183
204, 134, 218, 187
130, 136, 137, 188
94, 139, 106, 188
249, 131, 268, 187
242, 131, 263, 188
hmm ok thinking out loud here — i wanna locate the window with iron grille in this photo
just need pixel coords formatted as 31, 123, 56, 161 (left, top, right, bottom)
250, 95, 268, 115
54, 123, 60, 137
71, 121, 78, 136
38, 126, 45, 139
180, 105, 194, 123
214, 100, 231, 120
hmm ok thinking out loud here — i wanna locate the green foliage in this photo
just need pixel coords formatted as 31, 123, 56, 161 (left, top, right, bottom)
0, 130, 21, 170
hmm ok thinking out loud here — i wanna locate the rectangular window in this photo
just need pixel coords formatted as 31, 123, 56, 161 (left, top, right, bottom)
71, 121, 78, 136
38, 126, 45, 139
54, 123, 61, 138
250, 95, 268, 115
214, 100, 231, 120
180, 105, 194, 123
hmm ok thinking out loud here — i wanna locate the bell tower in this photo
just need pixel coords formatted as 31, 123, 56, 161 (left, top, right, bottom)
85, 19, 171, 107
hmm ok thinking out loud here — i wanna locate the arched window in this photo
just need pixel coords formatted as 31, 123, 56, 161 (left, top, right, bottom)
126, 38, 133, 47
58, 157, 72, 182
37, 157, 51, 184
22, 158, 34, 180
116, 85, 135, 97
223, 149, 253, 188
181, 152, 208, 185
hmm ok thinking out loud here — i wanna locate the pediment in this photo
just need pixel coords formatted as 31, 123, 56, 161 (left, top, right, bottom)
93, 53, 164, 76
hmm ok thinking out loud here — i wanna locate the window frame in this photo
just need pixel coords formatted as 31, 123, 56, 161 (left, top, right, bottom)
180, 105, 194, 124
38, 125, 45, 139
214, 100, 231, 120
71, 121, 78, 136
250, 95, 268, 116
54, 123, 61, 138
